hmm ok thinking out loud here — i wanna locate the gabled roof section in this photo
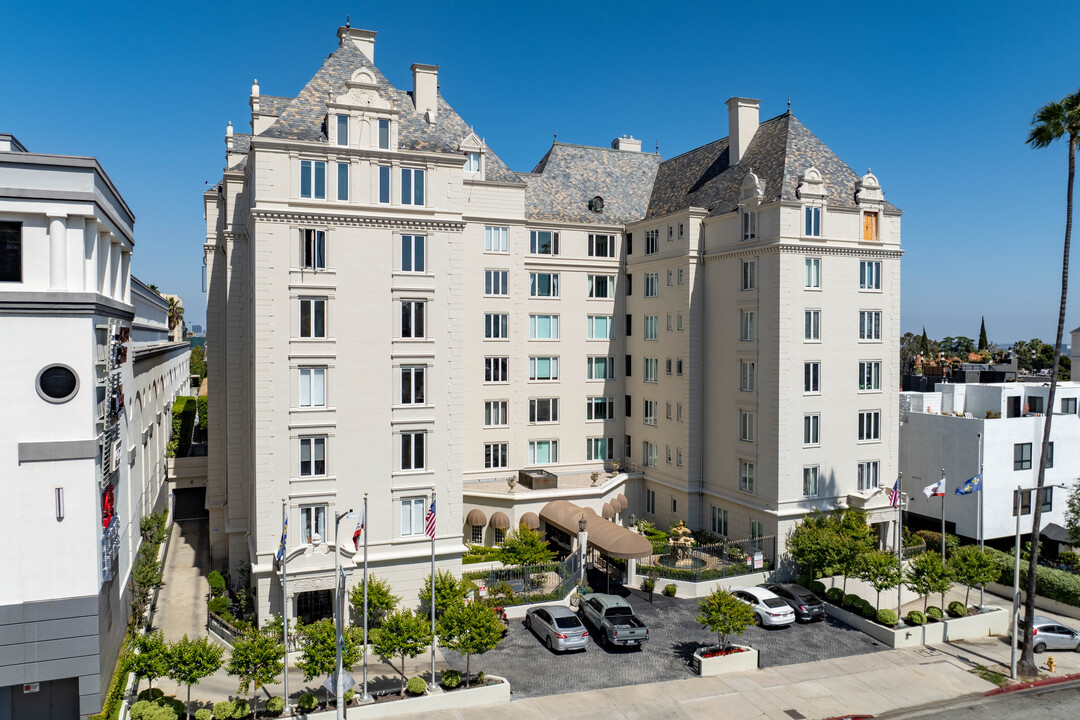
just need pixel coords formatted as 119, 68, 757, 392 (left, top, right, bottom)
258, 96, 292, 117
646, 113, 899, 219
258, 40, 521, 184
523, 143, 661, 225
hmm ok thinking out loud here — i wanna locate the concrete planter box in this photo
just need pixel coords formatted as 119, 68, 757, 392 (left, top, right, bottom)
626, 570, 777, 599
295, 676, 511, 719
691, 645, 758, 676
825, 603, 1009, 648
987, 581, 1080, 620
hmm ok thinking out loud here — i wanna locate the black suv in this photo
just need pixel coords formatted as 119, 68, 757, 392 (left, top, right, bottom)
759, 583, 826, 622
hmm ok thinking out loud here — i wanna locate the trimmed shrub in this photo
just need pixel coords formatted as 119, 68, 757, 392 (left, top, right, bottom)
264, 696, 285, 716
809, 581, 827, 597
407, 676, 427, 695
195, 710, 213, 720
877, 609, 898, 626
826, 587, 844, 604
343, 688, 355, 703
947, 601, 968, 618
208, 571, 227, 597
797, 574, 811, 588
441, 669, 462, 689
861, 602, 877, 619
138, 688, 165, 702
231, 699, 249, 718
297, 693, 317, 712
129, 701, 153, 720
926, 606, 944, 620
131, 701, 178, 720
663, 583, 678, 597
842, 593, 861, 609
476, 671, 487, 685
212, 701, 235, 719
916, 530, 960, 558
168, 396, 197, 458
208, 597, 229, 615
197, 395, 208, 435
161, 698, 184, 716
907, 610, 926, 626
642, 577, 656, 593
986, 547, 1080, 607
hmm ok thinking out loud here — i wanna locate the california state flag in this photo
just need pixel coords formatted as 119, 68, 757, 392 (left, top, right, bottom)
923, 479, 945, 499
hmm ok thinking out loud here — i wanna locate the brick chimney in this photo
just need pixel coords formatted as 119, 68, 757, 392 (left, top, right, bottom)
611, 135, 642, 152
726, 97, 761, 165
411, 63, 439, 123
337, 26, 377, 62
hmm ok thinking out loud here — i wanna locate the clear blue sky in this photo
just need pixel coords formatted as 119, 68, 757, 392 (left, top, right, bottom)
3, 1, 1078, 343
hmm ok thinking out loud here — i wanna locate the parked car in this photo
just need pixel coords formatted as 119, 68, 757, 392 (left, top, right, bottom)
758, 583, 826, 622
525, 605, 590, 652
733, 587, 796, 627
1012, 616, 1080, 653
579, 593, 649, 648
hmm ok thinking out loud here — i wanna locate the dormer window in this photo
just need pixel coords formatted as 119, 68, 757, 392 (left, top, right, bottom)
465, 152, 480, 173
804, 206, 821, 237
336, 115, 349, 146
862, 212, 879, 241
742, 211, 757, 241
458, 132, 486, 180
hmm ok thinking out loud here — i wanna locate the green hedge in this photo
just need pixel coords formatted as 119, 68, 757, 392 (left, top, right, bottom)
197, 395, 208, 436
167, 397, 197, 458
986, 547, 1080, 607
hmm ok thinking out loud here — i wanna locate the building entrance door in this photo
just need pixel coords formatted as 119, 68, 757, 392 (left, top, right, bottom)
296, 590, 333, 625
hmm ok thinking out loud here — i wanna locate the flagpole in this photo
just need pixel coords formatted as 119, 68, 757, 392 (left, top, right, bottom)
281, 499, 289, 712
940, 468, 947, 611
978, 433, 985, 610
896, 473, 903, 620
361, 492, 370, 702
430, 490, 436, 686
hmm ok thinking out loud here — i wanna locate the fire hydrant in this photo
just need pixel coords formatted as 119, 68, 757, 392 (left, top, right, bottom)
1047, 656, 1057, 673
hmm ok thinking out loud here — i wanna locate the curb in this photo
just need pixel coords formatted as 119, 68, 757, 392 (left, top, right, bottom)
985, 671, 1080, 696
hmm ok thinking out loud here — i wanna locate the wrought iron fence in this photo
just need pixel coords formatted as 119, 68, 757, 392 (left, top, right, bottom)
463, 552, 581, 605
638, 535, 777, 583
902, 542, 927, 560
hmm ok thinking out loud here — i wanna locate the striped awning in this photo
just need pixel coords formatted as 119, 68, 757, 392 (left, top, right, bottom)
519, 512, 540, 530
539, 500, 652, 559
616, 493, 628, 511
465, 509, 487, 526
601, 502, 615, 519
489, 511, 511, 530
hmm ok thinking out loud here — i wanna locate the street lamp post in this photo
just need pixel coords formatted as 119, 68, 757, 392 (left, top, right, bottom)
334, 508, 355, 720
577, 515, 588, 587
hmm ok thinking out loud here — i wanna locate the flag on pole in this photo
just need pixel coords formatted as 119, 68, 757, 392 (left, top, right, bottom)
954, 474, 982, 496
352, 504, 366, 550
276, 515, 288, 563
888, 480, 901, 508
923, 479, 945, 499
424, 498, 437, 539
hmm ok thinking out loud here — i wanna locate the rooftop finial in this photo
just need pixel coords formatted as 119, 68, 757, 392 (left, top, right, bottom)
346, 14, 350, 28
553, 128, 557, 142
655, 140, 659, 153
788, 96, 791, 113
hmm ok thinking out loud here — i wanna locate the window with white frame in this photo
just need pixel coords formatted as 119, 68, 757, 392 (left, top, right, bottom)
677, 403, 683, 421
804, 414, 819, 445
484, 270, 508, 295
642, 441, 658, 468
588, 234, 616, 258
529, 397, 559, 423
529, 230, 559, 255
529, 272, 559, 298
300, 504, 327, 544
859, 361, 881, 391
804, 362, 820, 393
646, 489, 656, 514
742, 210, 757, 241
378, 118, 390, 149
678, 223, 685, 239
485, 226, 509, 253
1063, 397, 1078, 414
299, 437, 326, 477
644, 400, 658, 426
528, 356, 559, 381
666, 446, 672, 464
464, 152, 481, 173
400, 235, 425, 273
588, 275, 615, 298
484, 400, 508, 427
301, 229, 326, 269
676, 358, 684, 376
803, 466, 819, 497
400, 431, 425, 471
586, 356, 615, 380
485, 356, 508, 383
858, 461, 879, 490
805, 257, 821, 288
740, 310, 755, 341
644, 358, 658, 383
378, 165, 391, 204
529, 440, 558, 464
668, 225, 674, 241
741, 259, 755, 291
666, 270, 673, 286
587, 437, 614, 461
677, 314, 684, 331
644, 273, 659, 297
645, 229, 659, 255
587, 315, 614, 340
644, 315, 658, 340
666, 402, 672, 419
530, 314, 559, 339
586, 396, 615, 420
337, 163, 349, 201
739, 460, 755, 492
299, 367, 326, 408
676, 449, 683, 466
667, 313, 673, 331
336, 115, 349, 146
711, 506, 728, 536
400, 366, 425, 404
485, 313, 509, 339
471, 525, 484, 544
859, 311, 882, 340
740, 360, 756, 391
485, 443, 508, 469
494, 528, 505, 544
678, 268, 684, 284
860, 260, 882, 290
300, 160, 326, 199
805, 309, 820, 341
400, 497, 426, 536
739, 410, 755, 441
401, 300, 425, 339
750, 520, 765, 548
804, 206, 821, 236
300, 298, 326, 338
400, 167, 425, 205
665, 358, 672, 375
858, 411, 881, 441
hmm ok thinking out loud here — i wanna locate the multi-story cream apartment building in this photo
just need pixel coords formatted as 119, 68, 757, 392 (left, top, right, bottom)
204, 25, 901, 623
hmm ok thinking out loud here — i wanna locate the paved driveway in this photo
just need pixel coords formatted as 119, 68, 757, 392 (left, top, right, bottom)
443, 584, 886, 700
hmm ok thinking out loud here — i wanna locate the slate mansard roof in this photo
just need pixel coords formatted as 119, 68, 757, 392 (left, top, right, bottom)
255, 40, 521, 184
646, 113, 900, 220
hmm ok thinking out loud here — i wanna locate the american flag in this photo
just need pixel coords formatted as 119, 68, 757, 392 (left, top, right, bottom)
888, 480, 901, 508
424, 497, 437, 539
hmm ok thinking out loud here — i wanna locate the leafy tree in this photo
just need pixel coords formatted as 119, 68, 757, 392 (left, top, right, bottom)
855, 550, 902, 610
904, 551, 954, 611
189, 345, 206, 379
920, 327, 931, 357
786, 517, 845, 580
696, 588, 756, 651
419, 570, 469, 618
165, 635, 224, 719
371, 609, 433, 696
497, 526, 555, 567
225, 628, 284, 712
1066, 481, 1080, 547
825, 508, 875, 592
438, 601, 504, 686
948, 545, 1000, 607
1020, 88, 1080, 677
349, 574, 400, 628
941, 336, 976, 357
978, 317, 988, 351
129, 631, 168, 692
900, 332, 922, 372
295, 618, 363, 707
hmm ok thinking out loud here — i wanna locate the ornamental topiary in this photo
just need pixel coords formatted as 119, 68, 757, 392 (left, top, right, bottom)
663, 584, 678, 597
809, 581, 827, 597
208, 571, 227, 598
441, 669, 462, 689
138, 688, 165, 702
861, 602, 877, 619
297, 693, 317, 712
129, 701, 153, 720
642, 578, 656, 593
877, 609, 898, 626
407, 676, 427, 695
264, 696, 284, 716
208, 597, 229, 615
907, 610, 926, 626
212, 701, 235, 719
926, 606, 944, 620
231, 699, 249, 718
947, 601, 967, 618
842, 593, 861, 609
826, 587, 844, 604
343, 688, 355, 704
195, 709, 213, 720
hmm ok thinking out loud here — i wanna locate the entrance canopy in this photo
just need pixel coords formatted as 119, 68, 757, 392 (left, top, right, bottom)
540, 500, 652, 559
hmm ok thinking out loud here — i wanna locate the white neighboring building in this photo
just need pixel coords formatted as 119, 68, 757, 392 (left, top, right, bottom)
0, 134, 189, 720
900, 382, 1079, 541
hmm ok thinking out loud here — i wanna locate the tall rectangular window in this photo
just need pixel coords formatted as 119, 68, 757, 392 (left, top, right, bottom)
859, 361, 881, 391
587, 275, 615, 298
378, 165, 391, 204
644, 400, 658, 426
804, 414, 819, 445
401, 168, 425, 205
804, 362, 820, 393
858, 411, 881, 441
299, 437, 326, 477
644, 358, 659, 383
529, 272, 559, 298
484, 357, 508, 383
644, 273, 659, 297
741, 259, 755, 291
1014, 443, 1032, 470
300, 160, 326, 199
529, 230, 559, 255
803, 466, 819, 496
484, 270, 508, 295
711, 506, 728, 536
642, 441, 658, 468
401, 431, 425, 470
400, 366, 425, 405
804, 206, 821, 236
299, 298, 326, 338
529, 398, 559, 423
529, 314, 559, 339
401, 235, 425, 273
586, 397, 615, 420
400, 497, 426, 536
0, 222, 22, 282
336, 115, 349, 146
1062, 397, 1077, 414
740, 360, 756, 391
587, 437, 614, 461
587, 315, 613, 340
739, 460, 755, 492
804, 310, 820, 341
337, 162, 349, 201
626, 273, 633, 295
588, 234, 616, 257
742, 211, 757, 241
739, 410, 755, 441
805, 257, 821, 288
528, 440, 558, 465
863, 212, 879, 241
300, 504, 327, 544
646, 489, 655, 514
860, 261, 882, 290
645, 229, 659, 255
299, 367, 326, 408
859, 311, 882, 340
464, 152, 480, 172
301, 229, 326, 269
401, 300, 425, 339
586, 356, 615, 380
858, 461, 879, 490
485, 313, 509, 339
528, 356, 559, 381
378, 118, 390, 148
484, 400, 508, 427
485, 443, 508, 469
644, 315, 658, 340
740, 310, 755, 341
484, 226, 509, 253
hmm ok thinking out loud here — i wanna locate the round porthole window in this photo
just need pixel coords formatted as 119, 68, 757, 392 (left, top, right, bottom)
37, 364, 80, 404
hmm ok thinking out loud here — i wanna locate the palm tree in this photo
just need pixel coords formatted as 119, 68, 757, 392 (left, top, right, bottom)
1018, 89, 1080, 677
166, 296, 184, 334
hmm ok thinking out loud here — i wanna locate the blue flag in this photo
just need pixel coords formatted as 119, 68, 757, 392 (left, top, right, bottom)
276, 516, 288, 563
954, 474, 982, 496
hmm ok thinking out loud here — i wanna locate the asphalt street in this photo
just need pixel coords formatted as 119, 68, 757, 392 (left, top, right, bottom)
884, 681, 1080, 720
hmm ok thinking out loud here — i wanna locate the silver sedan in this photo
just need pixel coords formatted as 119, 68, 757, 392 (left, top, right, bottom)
525, 605, 591, 652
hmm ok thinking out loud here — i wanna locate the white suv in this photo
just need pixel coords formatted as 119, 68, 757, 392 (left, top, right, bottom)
733, 587, 796, 627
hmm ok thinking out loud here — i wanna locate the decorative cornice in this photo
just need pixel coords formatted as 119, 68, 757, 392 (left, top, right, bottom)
250, 208, 466, 233
702, 242, 903, 264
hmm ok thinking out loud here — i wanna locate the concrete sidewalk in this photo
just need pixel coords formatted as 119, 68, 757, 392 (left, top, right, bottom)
154, 519, 211, 642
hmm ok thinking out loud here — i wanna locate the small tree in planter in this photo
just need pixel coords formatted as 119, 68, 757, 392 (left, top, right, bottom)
696, 588, 755, 652
225, 628, 284, 716
904, 551, 953, 611
786, 518, 846, 580
165, 634, 224, 719
372, 609, 433, 697
348, 574, 400, 629
296, 618, 362, 708
948, 545, 999, 607
438, 601, 504, 687
419, 570, 468, 619
856, 550, 902, 610
129, 630, 168, 692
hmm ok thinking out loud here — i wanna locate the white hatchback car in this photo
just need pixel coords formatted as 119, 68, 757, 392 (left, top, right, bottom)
733, 587, 797, 627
